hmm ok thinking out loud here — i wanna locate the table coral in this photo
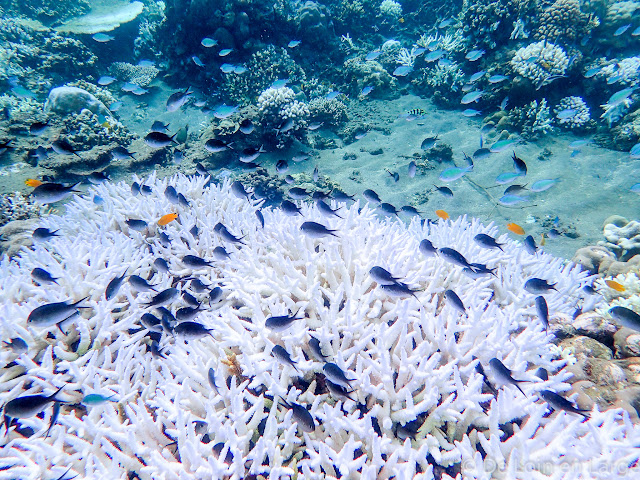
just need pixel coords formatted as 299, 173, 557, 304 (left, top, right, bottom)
2, 172, 640, 479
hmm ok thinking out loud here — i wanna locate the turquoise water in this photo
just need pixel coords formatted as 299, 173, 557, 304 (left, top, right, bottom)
2, 1, 640, 478
0, 0, 638, 264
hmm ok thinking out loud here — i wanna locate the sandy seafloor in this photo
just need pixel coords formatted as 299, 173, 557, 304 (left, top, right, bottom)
1, 88, 638, 261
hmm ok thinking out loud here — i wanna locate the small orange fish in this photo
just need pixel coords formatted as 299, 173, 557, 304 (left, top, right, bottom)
435, 209, 449, 220
25, 178, 42, 187
157, 213, 178, 226
506, 222, 525, 235
540, 233, 546, 246
605, 280, 625, 292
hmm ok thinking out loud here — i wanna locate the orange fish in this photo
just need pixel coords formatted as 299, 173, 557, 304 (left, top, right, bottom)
605, 280, 625, 292
157, 213, 178, 226
25, 178, 42, 187
506, 222, 525, 235
435, 209, 449, 220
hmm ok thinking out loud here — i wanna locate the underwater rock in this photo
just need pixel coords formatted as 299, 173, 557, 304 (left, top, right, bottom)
559, 335, 613, 362
296, 1, 334, 43
0, 218, 38, 257
45, 86, 110, 117
614, 328, 640, 358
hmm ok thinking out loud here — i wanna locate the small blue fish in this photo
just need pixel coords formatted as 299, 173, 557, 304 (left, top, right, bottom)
82, 393, 117, 406
469, 71, 486, 82
584, 66, 601, 78
530, 179, 557, 192
201, 37, 217, 47
191, 55, 205, 67
498, 194, 529, 205
462, 109, 482, 117
629, 143, 640, 158
138, 60, 155, 67
439, 166, 472, 182
219, 48, 233, 56
614, 24, 631, 36
489, 138, 518, 152
631, 183, 640, 194
465, 49, 485, 61
288, 40, 301, 48
365, 50, 381, 61
488, 74, 508, 83
556, 109, 577, 119
92, 33, 114, 43
271, 79, 289, 88
233, 65, 247, 74
424, 50, 445, 62
569, 139, 591, 149
213, 104, 238, 119
393, 65, 413, 77
633, 26, 640, 36
110, 101, 123, 111
361, 86, 374, 96
461, 90, 483, 104
220, 63, 235, 73
326, 91, 342, 100
97, 76, 116, 86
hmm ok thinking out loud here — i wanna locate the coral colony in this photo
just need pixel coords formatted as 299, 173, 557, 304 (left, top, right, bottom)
1, 173, 640, 479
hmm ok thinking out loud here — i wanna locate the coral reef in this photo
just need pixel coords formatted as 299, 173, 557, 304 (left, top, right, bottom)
534, 0, 593, 43
554, 96, 591, 129
45, 86, 111, 117
222, 46, 306, 105
3, 0, 90, 26
0, 193, 44, 228
609, 108, 640, 151
108, 62, 160, 87
341, 57, 398, 98
257, 86, 309, 146
296, 1, 334, 43
413, 63, 466, 108
460, 0, 538, 50
378, 0, 402, 21
308, 97, 348, 127
511, 41, 569, 85
0, 17, 97, 95
2, 172, 640, 478
504, 99, 554, 139
599, 57, 640, 88
54, 109, 135, 155
0, 94, 46, 133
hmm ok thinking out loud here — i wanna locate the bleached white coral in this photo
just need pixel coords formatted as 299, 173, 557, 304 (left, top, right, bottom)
600, 87, 635, 126
379, 0, 402, 20
511, 41, 569, 84
600, 57, 640, 87
416, 30, 465, 54
2, 172, 640, 478
554, 96, 591, 128
396, 46, 422, 67
257, 85, 309, 130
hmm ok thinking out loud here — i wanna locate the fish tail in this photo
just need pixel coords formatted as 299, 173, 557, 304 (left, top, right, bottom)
49, 385, 65, 401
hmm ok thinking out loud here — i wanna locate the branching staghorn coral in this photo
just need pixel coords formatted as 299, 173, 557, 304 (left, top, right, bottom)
1, 172, 639, 479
